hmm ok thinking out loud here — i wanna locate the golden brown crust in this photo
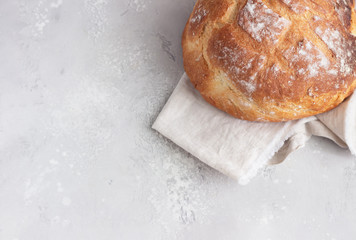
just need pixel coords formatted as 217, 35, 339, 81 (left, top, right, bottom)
182, 0, 356, 122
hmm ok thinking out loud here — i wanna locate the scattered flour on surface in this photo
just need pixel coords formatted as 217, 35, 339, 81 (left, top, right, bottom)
85, 0, 109, 41
62, 197, 72, 206
50, 0, 63, 8
130, 0, 147, 12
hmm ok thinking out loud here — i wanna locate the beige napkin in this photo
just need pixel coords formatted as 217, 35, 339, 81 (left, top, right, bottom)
153, 74, 356, 184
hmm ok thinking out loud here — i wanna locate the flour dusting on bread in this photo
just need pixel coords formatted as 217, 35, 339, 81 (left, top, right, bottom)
183, 0, 356, 122
281, 0, 308, 13
238, 0, 291, 44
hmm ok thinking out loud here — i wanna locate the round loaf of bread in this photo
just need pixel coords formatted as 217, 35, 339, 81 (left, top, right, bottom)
182, 0, 356, 122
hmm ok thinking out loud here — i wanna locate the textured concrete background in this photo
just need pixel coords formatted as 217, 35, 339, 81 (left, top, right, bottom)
0, 0, 356, 239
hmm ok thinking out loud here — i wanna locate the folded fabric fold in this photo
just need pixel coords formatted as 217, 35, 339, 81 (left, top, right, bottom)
317, 94, 356, 155
153, 73, 356, 184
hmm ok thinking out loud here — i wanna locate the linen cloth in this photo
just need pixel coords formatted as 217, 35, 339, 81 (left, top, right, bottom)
152, 74, 356, 184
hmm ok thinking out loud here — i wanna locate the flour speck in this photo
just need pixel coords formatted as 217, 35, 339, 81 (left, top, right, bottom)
62, 197, 72, 206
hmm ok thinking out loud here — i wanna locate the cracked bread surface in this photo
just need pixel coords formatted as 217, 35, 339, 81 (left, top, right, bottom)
182, 0, 356, 122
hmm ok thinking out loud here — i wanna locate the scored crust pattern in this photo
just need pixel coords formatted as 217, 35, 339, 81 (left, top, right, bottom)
182, 0, 356, 121
238, 0, 291, 45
